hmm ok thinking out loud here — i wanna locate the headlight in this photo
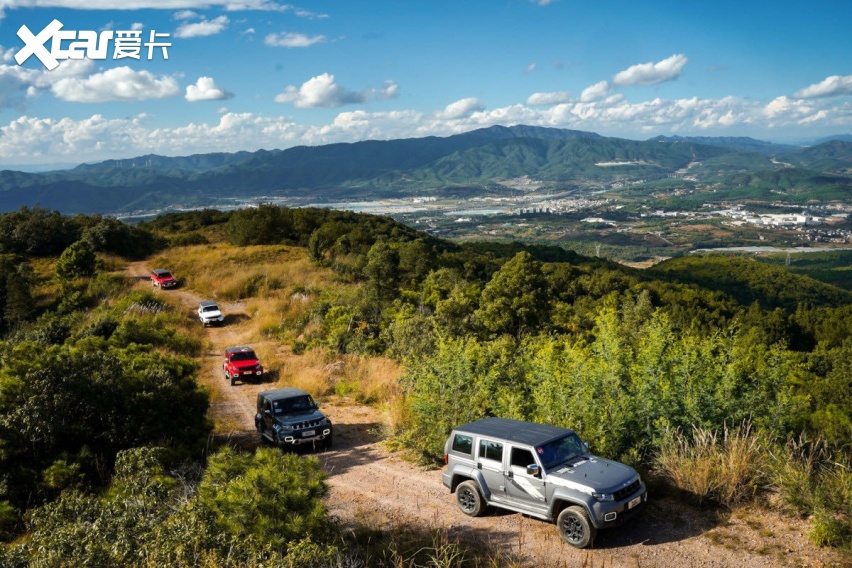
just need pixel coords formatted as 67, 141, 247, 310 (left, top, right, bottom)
592, 492, 614, 502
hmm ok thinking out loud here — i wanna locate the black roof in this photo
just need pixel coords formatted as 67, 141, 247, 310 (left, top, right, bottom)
199, 300, 219, 307
151, 268, 172, 275
454, 417, 574, 446
225, 346, 255, 354
259, 387, 310, 401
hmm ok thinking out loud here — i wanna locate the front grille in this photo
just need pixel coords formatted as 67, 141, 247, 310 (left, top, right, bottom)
614, 479, 641, 501
294, 419, 324, 430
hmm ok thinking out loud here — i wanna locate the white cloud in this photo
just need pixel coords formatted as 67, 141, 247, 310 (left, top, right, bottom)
50, 66, 180, 102
526, 91, 571, 105
0, 0, 292, 10
435, 97, 485, 119
173, 9, 197, 19
612, 54, 688, 87
185, 76, 233, 101
264, 32, 325, 47
525, 62, 537, 74
275, 73, 376, 108
794, 75, 852, 99
580, 80, 610, 102
174, 15, 228, 38
130, 22, 143, 30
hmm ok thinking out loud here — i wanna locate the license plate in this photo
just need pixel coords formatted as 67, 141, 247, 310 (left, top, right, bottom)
627, 496, 641, 509
242, 371, 253, 375
302, 430, 316, 437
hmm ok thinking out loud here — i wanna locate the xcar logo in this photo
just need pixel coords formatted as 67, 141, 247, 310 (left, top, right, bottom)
15, 19, 171, 71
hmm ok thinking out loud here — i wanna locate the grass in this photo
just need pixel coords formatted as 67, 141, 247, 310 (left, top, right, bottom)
655, 422, 769, 507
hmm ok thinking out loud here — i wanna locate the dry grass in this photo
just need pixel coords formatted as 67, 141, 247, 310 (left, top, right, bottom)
152, 244, 340, 302
656, 422, 769, 507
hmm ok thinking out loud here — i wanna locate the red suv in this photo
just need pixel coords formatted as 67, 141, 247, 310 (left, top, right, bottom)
151, 269, 177, 288
223, 346, 264, 386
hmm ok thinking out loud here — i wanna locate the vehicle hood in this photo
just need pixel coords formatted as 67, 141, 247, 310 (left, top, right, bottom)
546, 455, 638, 492
273, 410, 326, 426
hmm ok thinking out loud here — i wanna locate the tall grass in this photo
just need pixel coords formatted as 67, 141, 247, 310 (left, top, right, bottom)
656, 422, 769, 507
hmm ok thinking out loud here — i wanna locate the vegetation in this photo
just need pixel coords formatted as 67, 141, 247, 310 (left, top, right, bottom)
1, 204, 851, 563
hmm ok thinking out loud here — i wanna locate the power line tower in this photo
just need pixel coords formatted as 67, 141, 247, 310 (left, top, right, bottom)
595, 244, 601, 258
785, 252, 791, 266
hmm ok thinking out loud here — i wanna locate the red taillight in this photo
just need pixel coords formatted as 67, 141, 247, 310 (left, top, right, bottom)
444, 453, 448, 465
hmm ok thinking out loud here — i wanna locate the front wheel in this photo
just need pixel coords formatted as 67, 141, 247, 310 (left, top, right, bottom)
557, 506, 596, 548
229, 375, 235, 386
456, 480, 485, 517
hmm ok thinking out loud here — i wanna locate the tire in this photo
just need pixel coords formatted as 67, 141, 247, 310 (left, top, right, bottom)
456, 480, 485, 517
557, 506, 596, 548
323, 434, 333, 450
229, 375, 235, 386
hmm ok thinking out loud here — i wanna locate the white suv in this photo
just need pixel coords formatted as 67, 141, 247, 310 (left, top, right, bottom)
197, 301, 224, 326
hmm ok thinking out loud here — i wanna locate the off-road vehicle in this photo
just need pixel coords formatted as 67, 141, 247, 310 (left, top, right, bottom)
223, 346, 264, 386
197, 300, 224, 326
442, 417, 646, 548
255, 388, 332, 450
151, 269, 177, 288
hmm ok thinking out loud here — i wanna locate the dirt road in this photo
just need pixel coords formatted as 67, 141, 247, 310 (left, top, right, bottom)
128, 262, 846, 567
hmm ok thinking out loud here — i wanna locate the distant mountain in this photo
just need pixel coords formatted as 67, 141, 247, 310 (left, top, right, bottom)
812, 134, 852, 145
648, 135, 799, 155
0, 126, 849, 214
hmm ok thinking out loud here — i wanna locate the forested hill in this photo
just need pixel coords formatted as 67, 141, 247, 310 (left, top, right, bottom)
0, 125, 849, 214
1, 204, 851, 563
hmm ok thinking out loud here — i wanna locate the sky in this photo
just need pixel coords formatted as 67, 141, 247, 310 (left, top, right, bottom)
0, 0, 850, 167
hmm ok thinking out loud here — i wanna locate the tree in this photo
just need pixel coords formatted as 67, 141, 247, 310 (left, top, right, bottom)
474, 251, 548, 338
55, 240, 97, 280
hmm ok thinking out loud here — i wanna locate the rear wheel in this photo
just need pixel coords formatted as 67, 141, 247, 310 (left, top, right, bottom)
456, 480, 485, 517
557, 506, 596, 548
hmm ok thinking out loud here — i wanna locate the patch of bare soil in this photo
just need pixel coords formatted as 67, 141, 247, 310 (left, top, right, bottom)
126, 261, 850, 568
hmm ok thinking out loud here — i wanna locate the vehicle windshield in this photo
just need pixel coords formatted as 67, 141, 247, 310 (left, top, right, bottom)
157, 272, 172, 278
230, 351, 256, 361
202, 305, 219, 312
272, 395, 315, 415
535, 434, 585, 470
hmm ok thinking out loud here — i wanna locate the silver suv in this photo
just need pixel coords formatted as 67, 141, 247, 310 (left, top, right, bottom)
442, 417, 647, 548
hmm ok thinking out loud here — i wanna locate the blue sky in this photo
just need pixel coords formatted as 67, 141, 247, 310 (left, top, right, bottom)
0, 0, 850, 166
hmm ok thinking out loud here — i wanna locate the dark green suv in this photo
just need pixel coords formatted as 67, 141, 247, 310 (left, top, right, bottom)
255, 388, 332, 450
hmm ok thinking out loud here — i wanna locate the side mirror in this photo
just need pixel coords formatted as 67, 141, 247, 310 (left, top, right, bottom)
583, 442, 590, 453
526, 464, 541, 478
263, 409, 272, 417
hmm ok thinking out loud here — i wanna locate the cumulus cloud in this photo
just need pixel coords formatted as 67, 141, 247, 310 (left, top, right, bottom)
50, 66, 180, 102
175, 15, 228, 38
186, 76, 233, 101
580, 80, 610, 102
526, 91, 571, 105
275, 73, 369, 107
613, 54, 688, 86
264, 32, 325, 47
435, 97, 485, 119
0, 0, 295, 10
794, 75, 852, 99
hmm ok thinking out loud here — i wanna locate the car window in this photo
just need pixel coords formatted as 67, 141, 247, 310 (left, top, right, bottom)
510, 447, 536, 469
451, 433, 473, 454
231, 351, 255, 361
536, 434, 584, 470
272, 395, 314, 415
478, 439, 503, 462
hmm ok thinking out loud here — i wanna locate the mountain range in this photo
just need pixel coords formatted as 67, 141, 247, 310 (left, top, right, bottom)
0, 125, 849, 214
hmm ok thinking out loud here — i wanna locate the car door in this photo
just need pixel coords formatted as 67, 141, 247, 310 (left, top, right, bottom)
504, 445, 546, 507
476, 438, 506, 499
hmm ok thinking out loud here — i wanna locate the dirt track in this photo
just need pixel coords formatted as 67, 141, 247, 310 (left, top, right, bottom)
128, 262, 847, 567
